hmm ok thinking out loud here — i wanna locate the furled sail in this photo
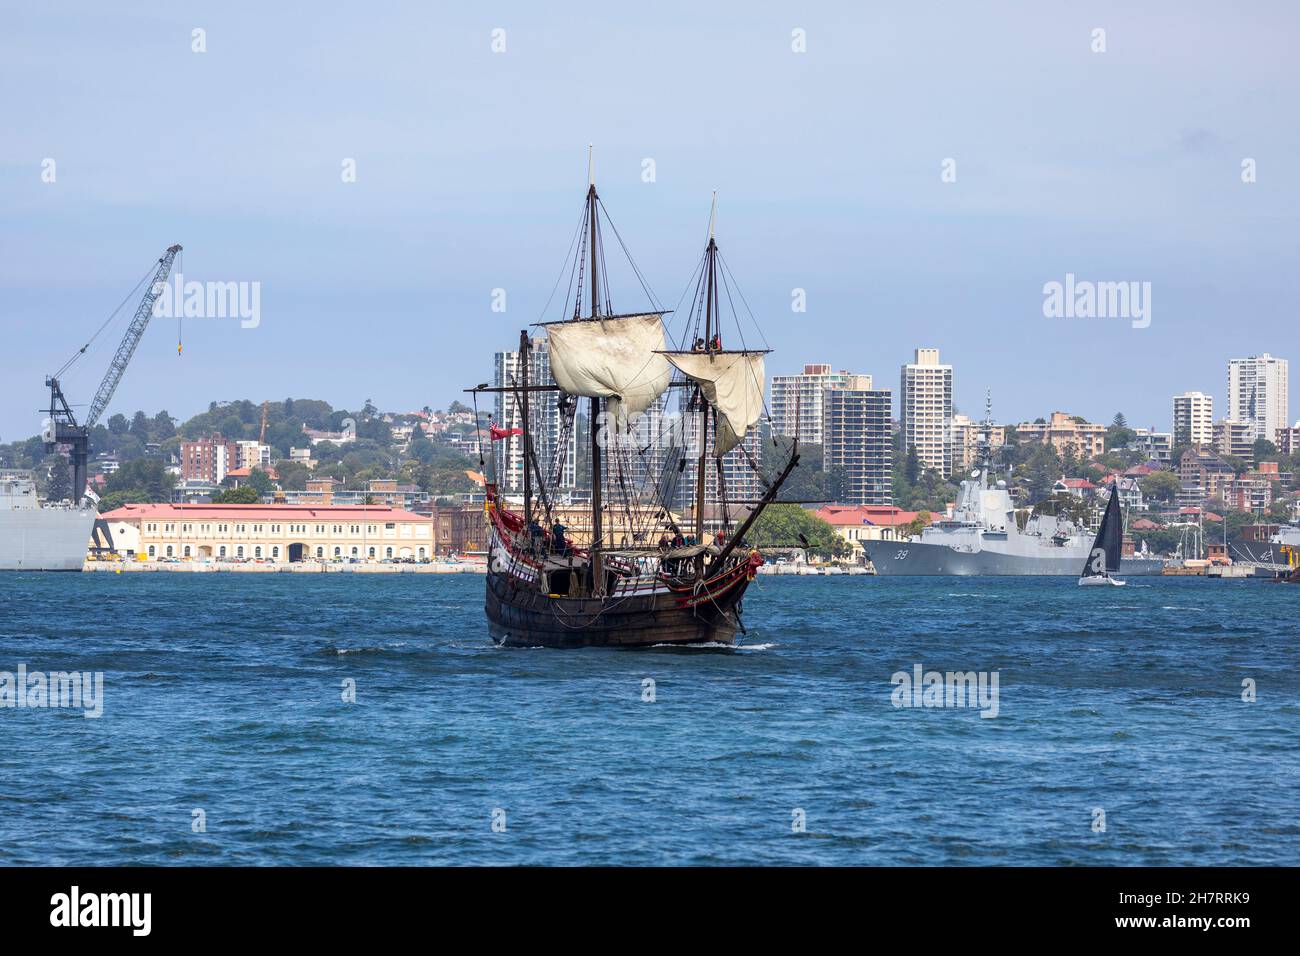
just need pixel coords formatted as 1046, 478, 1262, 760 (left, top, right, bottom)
664, 350, 766, 456
545, 313, 672, 423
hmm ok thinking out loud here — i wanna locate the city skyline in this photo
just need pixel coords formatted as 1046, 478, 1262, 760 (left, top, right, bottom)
3, 3, 1298, 442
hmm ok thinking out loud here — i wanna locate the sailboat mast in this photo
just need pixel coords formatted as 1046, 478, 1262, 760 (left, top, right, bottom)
587, 148, 604, 594
519, 329, 532, 530
694, 192, 718, 543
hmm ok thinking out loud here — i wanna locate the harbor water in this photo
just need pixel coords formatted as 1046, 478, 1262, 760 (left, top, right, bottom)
0, 573, 1296, 865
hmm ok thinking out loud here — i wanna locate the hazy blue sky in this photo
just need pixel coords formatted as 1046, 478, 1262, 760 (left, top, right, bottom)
2, 1, 1296, 441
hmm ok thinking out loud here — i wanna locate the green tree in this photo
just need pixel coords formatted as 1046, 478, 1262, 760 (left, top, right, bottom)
103, 458, 176, 502
1140, 469, 1181, 504
748, 504, 846, 558
212, 486, 260, 504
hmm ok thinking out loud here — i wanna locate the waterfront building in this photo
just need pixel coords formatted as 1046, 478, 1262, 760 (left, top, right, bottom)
1014, 411, 1106, 461
1172, 391, 1214, 447
1228, 353, 1289, 443
98, 502, 437, 562
814, 504, 919, 561
822, 386, 893, 505
770, 365, 872, 446
899, 348, 953, 477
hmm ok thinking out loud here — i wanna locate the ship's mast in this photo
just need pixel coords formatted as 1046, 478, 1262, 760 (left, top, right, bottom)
520, 329, 532, 531
694, 192, 718, 545
587, 146, 604, 595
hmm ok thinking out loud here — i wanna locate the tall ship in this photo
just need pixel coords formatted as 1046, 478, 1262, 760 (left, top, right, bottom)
1, 244, 181, 571
867, 401, 1164, 576
469, 155, 798, 648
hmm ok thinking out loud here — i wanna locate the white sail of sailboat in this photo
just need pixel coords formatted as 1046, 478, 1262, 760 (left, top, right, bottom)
662, 350, 766, 456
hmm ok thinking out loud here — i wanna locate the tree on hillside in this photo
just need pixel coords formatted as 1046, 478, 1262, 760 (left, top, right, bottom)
748, 504, 846, 558
103, 458, 176, 503
1140, 470, 1181, 504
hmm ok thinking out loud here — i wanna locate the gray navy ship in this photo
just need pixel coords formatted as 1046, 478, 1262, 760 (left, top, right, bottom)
0, 471, 96, 571
866, 406, 1163, 577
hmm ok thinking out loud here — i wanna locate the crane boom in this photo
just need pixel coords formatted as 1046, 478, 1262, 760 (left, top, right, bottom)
85, 244, 182, 429
43, 243, 182, 503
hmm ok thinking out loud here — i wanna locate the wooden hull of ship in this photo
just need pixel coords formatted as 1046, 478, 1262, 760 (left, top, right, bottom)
485, 567, 751, 648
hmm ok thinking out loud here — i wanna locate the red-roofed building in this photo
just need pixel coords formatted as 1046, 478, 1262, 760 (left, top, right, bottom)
99, 502, 435, 563
1053, 477, 1097, 498
815, 505, 921, 557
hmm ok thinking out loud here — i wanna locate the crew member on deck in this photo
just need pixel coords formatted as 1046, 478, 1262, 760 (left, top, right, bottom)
551, 521, 568, 556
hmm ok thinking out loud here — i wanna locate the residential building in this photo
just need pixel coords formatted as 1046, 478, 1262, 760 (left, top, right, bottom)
1213, 419, 1256, 464
1228, 353, 1289, 443
288, 447, 316, 469
1276, 422, 1300, 456
950, 413, 1006, 472
770, 365, 872, 446
822, 386, 893, 505
1130, 428, 1173, 467
99, 503, 436, 562
234, 440, 272, 471
1176, 447, 1235, 506
1015, 412, 1106, 461
899, 348, 953, 477
1220, 475, 1273, 512
180, 433, 237, 484
493, 336, 575, 495
1172, 391, 1214, 447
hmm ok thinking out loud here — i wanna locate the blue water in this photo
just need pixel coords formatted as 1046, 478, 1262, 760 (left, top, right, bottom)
0, 572, 1296, 866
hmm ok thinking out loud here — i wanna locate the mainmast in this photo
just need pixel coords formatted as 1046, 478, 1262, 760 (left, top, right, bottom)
520, 329, 532, 530
587, 146, 605, 595
694, 191, 719, 544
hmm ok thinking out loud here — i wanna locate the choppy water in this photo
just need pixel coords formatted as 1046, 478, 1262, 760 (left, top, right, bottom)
0, 572, 1296, 865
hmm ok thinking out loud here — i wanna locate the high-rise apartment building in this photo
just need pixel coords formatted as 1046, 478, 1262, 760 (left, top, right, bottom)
1172, 391, 1214, 447
899, 348, 953, 477
1228, 353, 1289, 443
769, 365, 872, 446
822, 386, 893, 505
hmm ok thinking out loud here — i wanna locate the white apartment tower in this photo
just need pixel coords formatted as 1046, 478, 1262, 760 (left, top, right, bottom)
769, 364, 872, 446
899, 348, 953, 477
1172, 391, 1214, 447
1227, 353, 1289, 444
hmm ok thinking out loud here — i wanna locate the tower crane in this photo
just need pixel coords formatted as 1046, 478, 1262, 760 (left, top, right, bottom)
43, 244, 182, 503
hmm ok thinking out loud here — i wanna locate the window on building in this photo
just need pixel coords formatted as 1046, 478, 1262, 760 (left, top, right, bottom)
368, 547, 376, 558
385, 547, 393, 559
165, 545, 174, 557
236, 546, 244, 558
219, 546, 227, 557
333, 547, 341, 557
254, 546, 262, 559
351, 547, 359, 557
183, 545, 191, 557
148, 545, 156, 557
315, 546, 324, 558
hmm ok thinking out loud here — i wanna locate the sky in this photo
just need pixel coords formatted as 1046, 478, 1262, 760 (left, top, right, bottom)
2, 1, 1297, 442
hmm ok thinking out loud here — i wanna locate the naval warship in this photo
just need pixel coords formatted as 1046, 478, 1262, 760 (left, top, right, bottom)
866, 406, 1163, 577
0, 472, 96, 571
